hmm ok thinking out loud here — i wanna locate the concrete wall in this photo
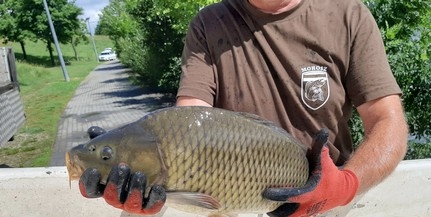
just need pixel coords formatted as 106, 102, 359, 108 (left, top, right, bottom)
1, 159, 430, 217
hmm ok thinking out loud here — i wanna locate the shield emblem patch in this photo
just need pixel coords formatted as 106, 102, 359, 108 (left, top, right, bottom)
301, 71, 330, 110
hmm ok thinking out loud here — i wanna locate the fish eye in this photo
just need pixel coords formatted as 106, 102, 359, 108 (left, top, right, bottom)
88, 144, 96, 152
101, 146, 113, 160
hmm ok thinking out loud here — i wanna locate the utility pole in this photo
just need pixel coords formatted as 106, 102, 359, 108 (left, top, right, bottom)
42, 0, 70, 82
85, 18, 99, 63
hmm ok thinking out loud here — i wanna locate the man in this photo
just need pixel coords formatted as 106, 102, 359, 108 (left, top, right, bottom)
79, 0, 408, 216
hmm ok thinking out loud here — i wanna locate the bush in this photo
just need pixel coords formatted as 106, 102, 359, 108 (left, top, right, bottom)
387, 40, 431, 137
348, 0, 431, 161
115, 0, 184, 93
405, 142, 431, 160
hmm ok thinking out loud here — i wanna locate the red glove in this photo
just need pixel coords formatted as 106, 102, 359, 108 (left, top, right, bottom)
79, 163, 166, 215
263, 129, 359, 217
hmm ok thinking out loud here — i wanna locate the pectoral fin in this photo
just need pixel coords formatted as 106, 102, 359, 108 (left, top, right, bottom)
166, 192, 221, 210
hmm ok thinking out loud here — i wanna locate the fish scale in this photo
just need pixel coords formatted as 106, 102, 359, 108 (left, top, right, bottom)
66, 106, 310, 216
139, 107, 309, 215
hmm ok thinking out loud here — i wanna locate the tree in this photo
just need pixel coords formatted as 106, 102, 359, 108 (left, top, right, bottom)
13, 0, 83, 65
94, 19, 110, 35
97, 0, 139, 44
363, 0, 431, 138
0, 0, 34, 60
130, 0, 185, 92
97, 0, 219, 91
348, 0, 431, 159
151, 0, 220, 33
70, 20, 89, 61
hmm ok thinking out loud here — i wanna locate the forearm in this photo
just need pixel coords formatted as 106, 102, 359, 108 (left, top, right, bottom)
344, 119, 407, 193
344, 95, 408, 194
176, 96, 212, 107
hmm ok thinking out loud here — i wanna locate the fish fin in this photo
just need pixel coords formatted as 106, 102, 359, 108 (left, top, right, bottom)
237, 112, 279, 127
238, 112, 304, 144
166, 192, 221, 210
238, 112, 290, 135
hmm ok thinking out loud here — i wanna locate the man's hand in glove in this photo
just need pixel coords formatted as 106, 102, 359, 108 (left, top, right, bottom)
79, 163, 166, 215
263, 129, 359, 217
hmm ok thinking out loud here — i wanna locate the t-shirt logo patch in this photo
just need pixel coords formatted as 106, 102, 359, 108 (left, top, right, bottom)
301, 66, 330, 110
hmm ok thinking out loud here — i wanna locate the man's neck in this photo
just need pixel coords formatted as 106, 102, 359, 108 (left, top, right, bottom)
248, 0, 302, 14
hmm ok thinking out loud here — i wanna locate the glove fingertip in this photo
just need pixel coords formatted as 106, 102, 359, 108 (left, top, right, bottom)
262, 188, 295, 202
145, 185, 167, 208
310, 129, 329, 155
149, 185, 167, 202
124, 173, 147, 214
267, 203, 300, 217
263, 171, 321, 202
133, 185, 166, 215
104, 163, 132, 204
128, 172, 147, 190
79, 168, 103, 198
315, 128, 329, 144
108, 163, 131, 183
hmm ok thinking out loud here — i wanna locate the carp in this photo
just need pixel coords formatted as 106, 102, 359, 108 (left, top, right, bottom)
66, 106, 312, 216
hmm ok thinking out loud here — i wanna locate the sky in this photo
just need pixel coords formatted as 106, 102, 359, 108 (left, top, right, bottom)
73, 0, 109, 32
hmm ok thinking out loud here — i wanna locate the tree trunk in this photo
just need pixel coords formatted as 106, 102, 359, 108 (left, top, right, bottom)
71, 39, 78, 61
47, 41, 55, 66
19, 41, 27, 60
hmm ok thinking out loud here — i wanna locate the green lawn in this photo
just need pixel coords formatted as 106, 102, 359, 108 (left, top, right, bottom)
0, 35, 115, 167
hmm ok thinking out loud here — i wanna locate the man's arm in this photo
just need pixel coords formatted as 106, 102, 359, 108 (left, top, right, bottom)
176, 96, 212, 107
262, 94, 407, 216
344, 94, 408, 193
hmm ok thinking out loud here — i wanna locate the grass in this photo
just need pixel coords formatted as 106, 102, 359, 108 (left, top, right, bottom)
0, 35, 115, 167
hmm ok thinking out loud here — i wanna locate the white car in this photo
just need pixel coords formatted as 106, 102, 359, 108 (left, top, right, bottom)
98, 50, 117, 61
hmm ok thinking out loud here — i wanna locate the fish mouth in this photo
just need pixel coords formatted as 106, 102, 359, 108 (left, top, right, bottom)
65, 152, 85, 187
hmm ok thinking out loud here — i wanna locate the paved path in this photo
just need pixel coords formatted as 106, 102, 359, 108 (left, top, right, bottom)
50, 61, 174, 166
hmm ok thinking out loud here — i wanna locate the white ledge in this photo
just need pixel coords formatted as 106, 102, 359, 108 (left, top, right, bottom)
0, 159, 430, 217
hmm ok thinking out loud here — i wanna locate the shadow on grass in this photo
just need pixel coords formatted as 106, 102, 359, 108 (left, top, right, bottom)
15, 53, 53, 67
14, 53, 92, 67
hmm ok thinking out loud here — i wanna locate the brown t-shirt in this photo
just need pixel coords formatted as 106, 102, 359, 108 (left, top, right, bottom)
177, 0, 401, 165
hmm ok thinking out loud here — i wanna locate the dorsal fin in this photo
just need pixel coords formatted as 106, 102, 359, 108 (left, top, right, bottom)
237, 111, 298, 138
237, 111, 281, 129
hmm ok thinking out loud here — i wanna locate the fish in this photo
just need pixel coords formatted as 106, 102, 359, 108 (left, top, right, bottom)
66, 106, 311, 216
